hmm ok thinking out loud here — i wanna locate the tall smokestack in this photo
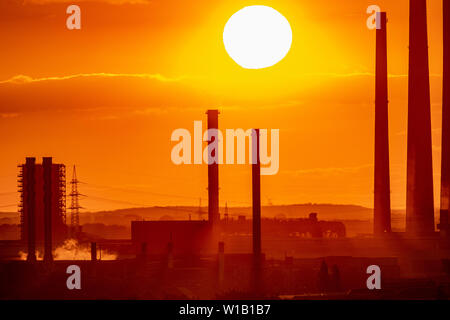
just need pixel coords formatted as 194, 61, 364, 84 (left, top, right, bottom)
440, 0, 450, 236
406, 0, 435, 235
43, 157, 53, 262
252, 129, 262, 293
207, 110, 220, 225
374, 12, 392, 235
26, 157, 36, 262
252, 129, 262, 256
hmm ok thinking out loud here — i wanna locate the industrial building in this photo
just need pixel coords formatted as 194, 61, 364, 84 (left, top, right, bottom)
18, 158, 68, 252
132, 220, 213, 254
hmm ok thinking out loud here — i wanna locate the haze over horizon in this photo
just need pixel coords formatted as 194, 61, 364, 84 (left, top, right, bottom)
0, 0, 447, 212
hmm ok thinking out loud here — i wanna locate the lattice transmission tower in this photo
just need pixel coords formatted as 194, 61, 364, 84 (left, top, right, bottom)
69, 165, 83, 233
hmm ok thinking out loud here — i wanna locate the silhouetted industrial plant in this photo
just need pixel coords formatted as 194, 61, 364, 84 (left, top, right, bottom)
1, 0, 450, 300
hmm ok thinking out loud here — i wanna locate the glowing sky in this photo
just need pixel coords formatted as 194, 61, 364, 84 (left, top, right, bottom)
0, 0, 446, 212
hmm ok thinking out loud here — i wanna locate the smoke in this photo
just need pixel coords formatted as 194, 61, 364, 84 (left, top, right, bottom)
18, 239, 117, 260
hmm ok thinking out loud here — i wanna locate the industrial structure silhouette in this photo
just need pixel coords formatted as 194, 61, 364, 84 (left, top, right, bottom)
1, 0, 450, 299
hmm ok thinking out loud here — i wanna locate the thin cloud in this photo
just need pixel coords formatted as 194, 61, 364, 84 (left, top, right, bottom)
0, 73, 185, 85
0, 72, 212, 114
0, 113, 19, 119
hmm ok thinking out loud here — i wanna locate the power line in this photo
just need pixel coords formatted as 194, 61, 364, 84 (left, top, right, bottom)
86, 195, 151, 207
82, 182, 208, 202
84, 194, 250, 218
0, 204, 17, 209
85, 195, 205, 215
78, 165, 204, 184
0, 192, 16, 196
82, 182, 251, 206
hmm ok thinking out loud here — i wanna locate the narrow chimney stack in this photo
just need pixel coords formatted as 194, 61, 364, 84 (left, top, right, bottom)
439, 0, 450, 236
207, 110, 220, 225
374, 12, 392, 235
406, 0, 435, 235
252, 129, 262, 257
251, 129, 262, 293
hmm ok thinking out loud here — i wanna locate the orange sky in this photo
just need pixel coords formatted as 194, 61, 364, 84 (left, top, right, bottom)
0, 0, 446, 213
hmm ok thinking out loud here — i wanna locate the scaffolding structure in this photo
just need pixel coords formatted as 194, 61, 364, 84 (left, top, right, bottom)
18, 161, 67, 242
18, 164, 25, 241
57, 164, 67, 225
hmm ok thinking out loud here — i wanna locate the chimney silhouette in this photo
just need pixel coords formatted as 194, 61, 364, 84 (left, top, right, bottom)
26, 157, 36, 262
252, 129, 262, 294
207, 110, 220, 225
252, 129, 262, 257
440, 0, 450, 236
374, 12, 392, 235
406, 0, 435, 235
43, 157, 53, 262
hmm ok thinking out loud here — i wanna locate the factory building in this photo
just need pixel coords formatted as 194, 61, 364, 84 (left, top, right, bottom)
131, 221, 212, 255
18, 158, 67, 246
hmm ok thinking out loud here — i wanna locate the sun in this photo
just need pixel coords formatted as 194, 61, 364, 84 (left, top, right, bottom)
223, 6, 293, 69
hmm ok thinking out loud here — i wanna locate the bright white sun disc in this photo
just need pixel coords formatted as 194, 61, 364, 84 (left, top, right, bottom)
223, 6, 292, 69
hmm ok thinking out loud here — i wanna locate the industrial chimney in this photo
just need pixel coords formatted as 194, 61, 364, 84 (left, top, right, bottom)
207, 110, 220, 225
251, 129, 262, 293
406, 0, 435, 235
43, 157, 53, 262
439, 0, 450, 236
252, 129, 262, 257
26, 157, 37, 262
374, 12, 392, 235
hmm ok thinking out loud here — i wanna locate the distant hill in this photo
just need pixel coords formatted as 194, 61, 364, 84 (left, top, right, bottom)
0, 205, 411, 226
0, 212, 19, 225
78, 204, 375, 227
0, 206, 416, 238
